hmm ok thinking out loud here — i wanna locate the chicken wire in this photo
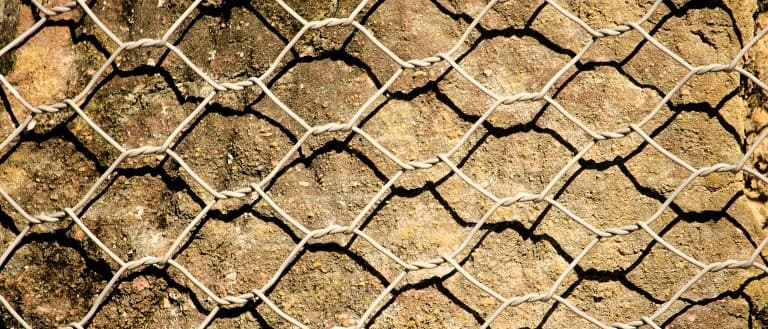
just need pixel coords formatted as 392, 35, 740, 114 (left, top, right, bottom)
0, 0, 767, 328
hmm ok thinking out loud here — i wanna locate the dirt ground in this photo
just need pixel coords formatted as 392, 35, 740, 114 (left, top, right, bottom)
0, 0, 768, 328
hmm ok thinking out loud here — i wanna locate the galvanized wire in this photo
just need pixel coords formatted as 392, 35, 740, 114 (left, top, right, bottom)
0, 0, 766, 328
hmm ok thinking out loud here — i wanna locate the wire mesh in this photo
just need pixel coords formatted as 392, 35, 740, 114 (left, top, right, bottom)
0, 0, 767, 328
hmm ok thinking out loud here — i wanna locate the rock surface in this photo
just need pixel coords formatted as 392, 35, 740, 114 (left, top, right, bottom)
0, 0, 766, 328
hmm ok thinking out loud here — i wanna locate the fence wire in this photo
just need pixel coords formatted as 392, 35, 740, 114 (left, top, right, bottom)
0, 0, 768, 328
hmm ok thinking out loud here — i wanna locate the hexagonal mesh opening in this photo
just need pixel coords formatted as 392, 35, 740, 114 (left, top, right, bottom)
0, 0, 767, 328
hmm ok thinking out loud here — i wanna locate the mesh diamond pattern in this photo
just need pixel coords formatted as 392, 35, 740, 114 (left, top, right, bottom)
0, 0, 767, 328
